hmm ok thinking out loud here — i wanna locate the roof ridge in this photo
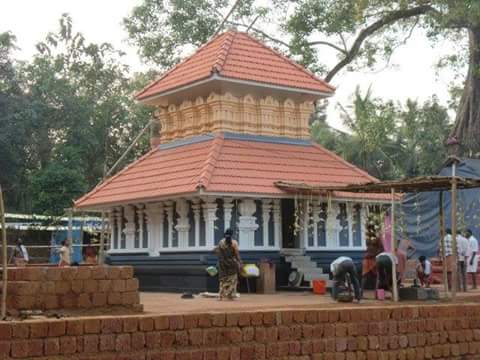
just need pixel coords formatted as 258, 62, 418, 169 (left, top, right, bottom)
197, 133, 225, 189
240, 32, 335, 92
212, 31, 235, 73
74, 147, 159, 208
310, 142, 379, 183
136, 31, 233, 100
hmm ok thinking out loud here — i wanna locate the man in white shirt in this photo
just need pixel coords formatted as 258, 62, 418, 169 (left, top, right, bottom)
330, 256, 361, 302
416, 256, 432, 287
465, 229, 478, 289
457, 233, 469, 292
375, 251, 398, 293
440, 229, 454, 291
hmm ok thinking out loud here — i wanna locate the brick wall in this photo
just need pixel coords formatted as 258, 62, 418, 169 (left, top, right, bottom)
0, 303, 479, 359
6, 266, 140, 311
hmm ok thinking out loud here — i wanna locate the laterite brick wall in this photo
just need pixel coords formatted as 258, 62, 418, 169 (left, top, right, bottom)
0, 303, 479, 359
6, 266, 140, 311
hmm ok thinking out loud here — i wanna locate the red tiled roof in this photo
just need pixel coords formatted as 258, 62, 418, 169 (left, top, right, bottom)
75, 134, 387, 209
136, 31, 334, 101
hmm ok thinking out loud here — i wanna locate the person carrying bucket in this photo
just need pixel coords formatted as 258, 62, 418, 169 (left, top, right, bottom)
330, 256, 361, 302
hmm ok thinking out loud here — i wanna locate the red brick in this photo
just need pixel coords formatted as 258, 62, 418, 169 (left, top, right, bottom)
60, 336, 77, 354
0, 323, 12, 340
155, 316, 169, 330
78, 293, 92, 308
302, 340, 313, 355
66, 320, 83, 336
240, 344, 256, 359
336, 338, 348, 352
125, 278, 139, 292
282, 311, 293, 325
265, 327, 278, 342
226, 328, 243, 343
107, 291, 122, 305
71, 280, 84, 294
120, 266, 134, 279
83, 334, 99, 353
102, 318, 122, 334
288, 340, 301, 355
62, 267, 77, 280
0, 340, 11, 357
92, 292, 107, 307
30, 322, 48, 338
27, 340, 44, 358
368, 336, 379, 350
139, 317, 154, 332
266, 343, 278, 358
131, 331, 145, 350
55, 280, 71, 295
44, 295, 59, 310
97, 279, 111, 292
11, 340, 28, 358
175, 330, 189, 346
183, 314, 198, 329
255, 327, 266, 342
47, 320, 66, 337
263, 312, 275, 326
160, 331, 175, 347
111, 279, 125, 292
293, 311, 306, 324
122, 291, 139, 305
106, 266, 121, 280
41, 280, 56, 294
238, 313, 250, 327
24, 267, 45, 281
83, 279, 98, 293
278, 325, 290, 340
357, 337, 368, 351
291, 324, 302, 340
336, 323, 348, 337
84, 318, 101, 334
168, 315, 184, 330
255, 344, 266, 359
226, 313, 240, 327
59, 293, 77, 308
198, 314, 212, 328
242, 327, 254, 342
45, 268, 62, 281
389, 336, 399, 350
90, 266, 107, 280
100, 334, 116, 351
328, 310, 340, 323
12, 323, 29, 339
121, 317, 138, 333
76, 266, 92, 280
115, 333, 131, 352
189, 328, 203, 346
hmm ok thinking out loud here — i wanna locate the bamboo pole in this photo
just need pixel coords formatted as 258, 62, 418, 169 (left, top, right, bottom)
439, 191, 449, 298
451, 176, 458, 299
391, 188, 398, 302
0, 185, 8, 319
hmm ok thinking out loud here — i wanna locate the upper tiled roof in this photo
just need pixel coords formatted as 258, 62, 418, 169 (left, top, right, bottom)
75, 133, 384, 209
136, 31, 335, 101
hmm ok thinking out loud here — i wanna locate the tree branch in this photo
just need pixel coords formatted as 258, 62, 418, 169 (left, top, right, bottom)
227, 21, 291, 49
325, 5, 434, 83
307, 40, 347, 55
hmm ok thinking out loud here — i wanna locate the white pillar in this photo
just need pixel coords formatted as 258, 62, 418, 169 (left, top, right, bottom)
123, 205, 136, 250
347, 203, 353, 247
192, 200, 202, 247
238, 199, 258, 250
175, 199, 191, 249
145, 203, 164, 255
202, 198, 218, 249
165, 201, 174, 248
326, 201, 337, 248
137, 206, 144, 249
312, 200, 321, 249
272, 199, 282, 249
224, 198, 234, 231
109, 209, 116, 250
262, 199, 272, 247
302, 200, 310, 249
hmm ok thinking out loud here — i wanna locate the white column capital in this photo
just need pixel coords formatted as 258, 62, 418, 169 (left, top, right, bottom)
202, 198, 218, 249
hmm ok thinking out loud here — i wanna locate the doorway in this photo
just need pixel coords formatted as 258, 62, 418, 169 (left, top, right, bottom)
281, 199, 297, 248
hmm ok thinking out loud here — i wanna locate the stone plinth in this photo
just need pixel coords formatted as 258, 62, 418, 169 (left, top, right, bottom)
5, 266, 141, 311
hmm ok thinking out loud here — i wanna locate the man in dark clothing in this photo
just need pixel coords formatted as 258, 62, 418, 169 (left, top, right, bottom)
330, 256, 361, 302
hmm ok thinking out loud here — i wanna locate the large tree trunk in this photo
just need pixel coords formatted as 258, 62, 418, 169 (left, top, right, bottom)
450, 28, 480, 157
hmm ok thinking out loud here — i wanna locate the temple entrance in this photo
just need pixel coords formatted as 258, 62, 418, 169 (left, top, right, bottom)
281, 199, 297, 248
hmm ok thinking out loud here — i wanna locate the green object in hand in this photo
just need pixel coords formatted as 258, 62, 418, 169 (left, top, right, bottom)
206, 266, 218, 277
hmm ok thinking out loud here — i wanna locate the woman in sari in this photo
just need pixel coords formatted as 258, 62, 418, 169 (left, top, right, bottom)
362, 220, 384, 290
214, 229, 242, 300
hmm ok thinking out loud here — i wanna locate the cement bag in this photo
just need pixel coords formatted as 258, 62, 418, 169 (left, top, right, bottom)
206, 266, 218, 277
241, 264, 260, 278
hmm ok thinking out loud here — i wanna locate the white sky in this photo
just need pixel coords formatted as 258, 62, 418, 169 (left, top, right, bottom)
0, 0, 462, 130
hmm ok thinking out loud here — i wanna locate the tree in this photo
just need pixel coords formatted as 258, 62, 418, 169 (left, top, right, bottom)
124, 0, 480, 157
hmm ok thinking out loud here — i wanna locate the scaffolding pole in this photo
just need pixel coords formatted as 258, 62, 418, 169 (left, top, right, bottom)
0, 185, 8, 319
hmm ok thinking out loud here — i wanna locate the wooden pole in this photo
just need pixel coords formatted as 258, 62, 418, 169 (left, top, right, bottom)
67, 208, 73, 258
0, 185, 8, 319
451, 176, 458, 299
99, 211, 106, 265
391, 188, 398, 302
439, 191, 449, 298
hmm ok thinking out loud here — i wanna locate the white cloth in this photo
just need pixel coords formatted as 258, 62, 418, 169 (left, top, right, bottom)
20, 245, 29, 261
457, 235, 469, 260
330, 256, 352, 275
376, 252, 398, 264
467, 255, 479, 273
468, 236, 479, 257
423, 260, 432, 276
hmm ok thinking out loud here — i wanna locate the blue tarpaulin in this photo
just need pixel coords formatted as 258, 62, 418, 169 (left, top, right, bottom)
49, 220, 91, 264
402, 159, 480, 258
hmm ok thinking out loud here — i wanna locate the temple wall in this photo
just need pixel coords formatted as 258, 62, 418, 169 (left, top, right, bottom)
154, 93, 314, 143
1, 303, 480, 359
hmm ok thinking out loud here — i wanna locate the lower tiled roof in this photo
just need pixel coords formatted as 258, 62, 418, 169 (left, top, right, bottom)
74, 133, 386, 209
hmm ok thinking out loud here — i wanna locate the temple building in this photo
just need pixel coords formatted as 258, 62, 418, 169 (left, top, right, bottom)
75, 31, 390, 291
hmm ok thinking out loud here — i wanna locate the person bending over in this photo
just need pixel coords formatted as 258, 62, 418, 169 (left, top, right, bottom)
416, 256, 432, 288
330, 256, 361, 302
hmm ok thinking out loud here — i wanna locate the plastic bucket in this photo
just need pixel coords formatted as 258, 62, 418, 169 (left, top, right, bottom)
376, 289, 385, 300
312, 280, 327, 295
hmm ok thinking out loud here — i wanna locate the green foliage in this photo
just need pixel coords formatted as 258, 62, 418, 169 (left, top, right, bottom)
312, 88, 451, 180
1, 16, 153, 215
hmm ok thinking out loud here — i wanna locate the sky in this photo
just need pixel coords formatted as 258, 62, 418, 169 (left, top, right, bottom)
0, 0, 461, 130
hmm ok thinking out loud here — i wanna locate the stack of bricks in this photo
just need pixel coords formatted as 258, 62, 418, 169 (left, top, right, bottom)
6, 266, 140, 311
0, 303, 480, 359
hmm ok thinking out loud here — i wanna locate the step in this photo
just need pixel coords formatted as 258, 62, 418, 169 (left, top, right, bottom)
304, 273, 330, 282
300, 268, 326, 278
290, 261, 317, 269
281, 248, 305, 256
284, 255, 311, 263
